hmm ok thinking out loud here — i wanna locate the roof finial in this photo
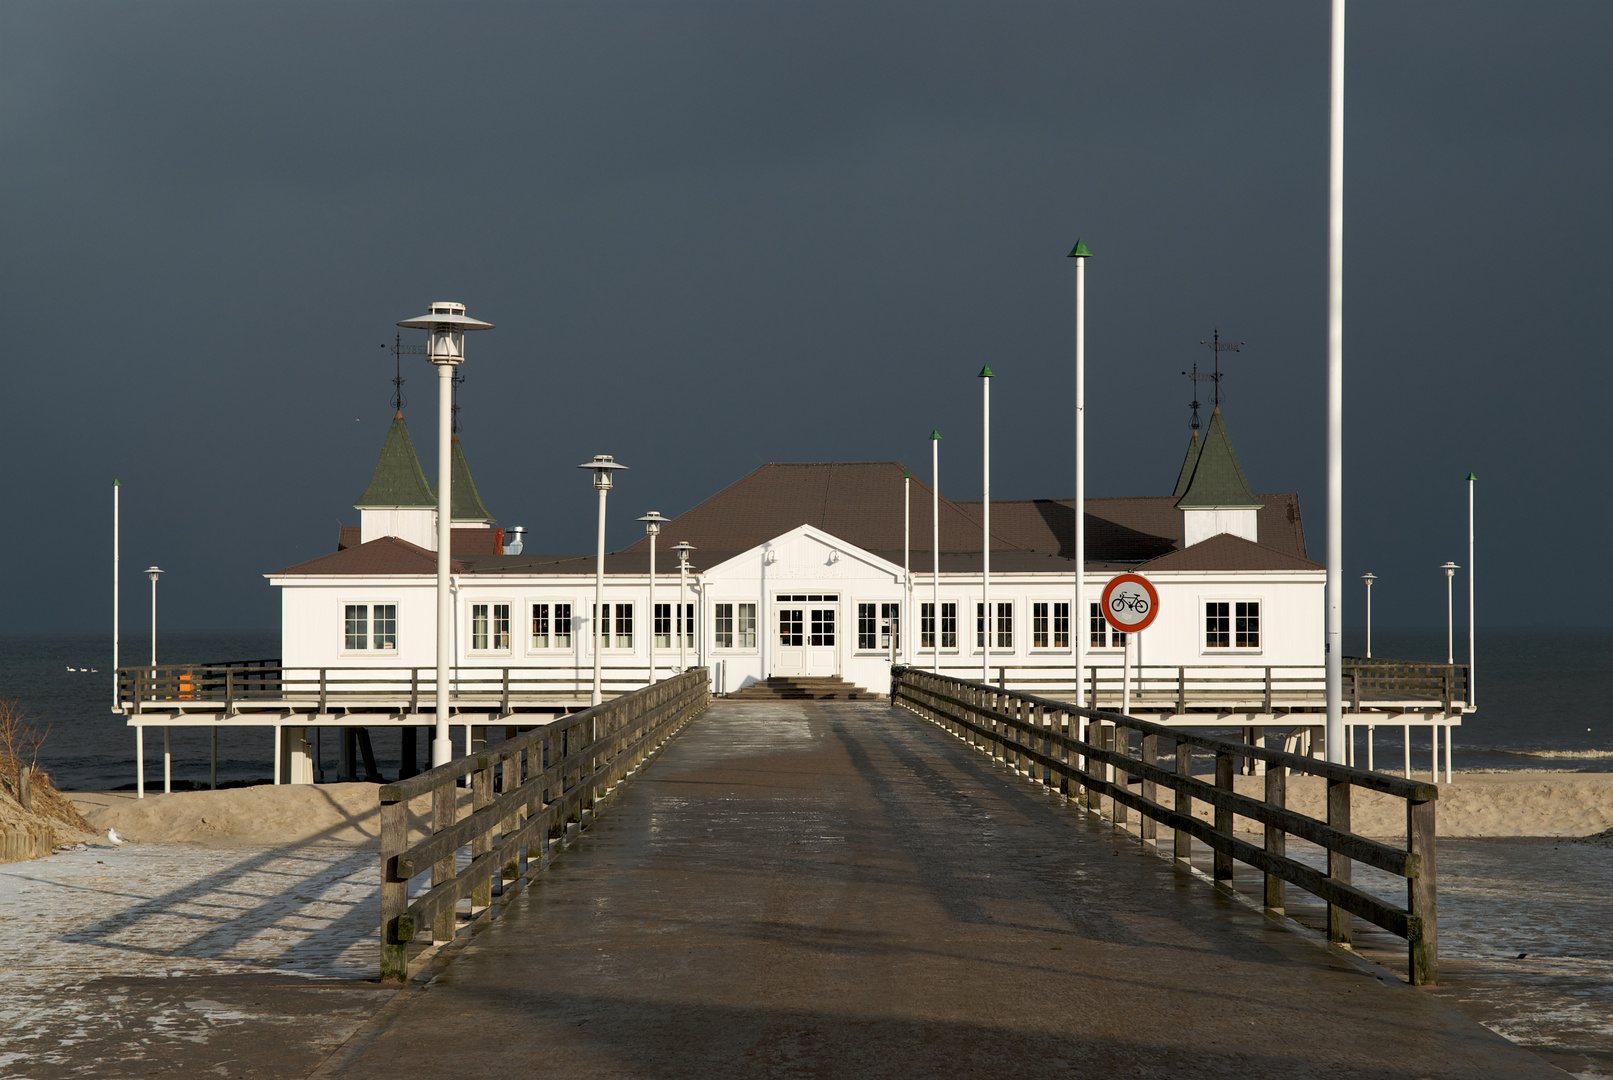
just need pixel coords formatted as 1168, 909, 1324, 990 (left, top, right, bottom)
451, 367, 464, 435
382, 332, 425, 415
1181, 361, 1205, 433
1198, 327, 1244, 410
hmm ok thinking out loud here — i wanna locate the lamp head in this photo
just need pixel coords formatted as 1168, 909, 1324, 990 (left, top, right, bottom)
1362, 572, 1376, 584
578, 454, 628, 490
1440, 561, 1460, 577
672, 541, 694, 567
638, 510, 666, 536
397, 302, 494, 366
145, 566, 164, 584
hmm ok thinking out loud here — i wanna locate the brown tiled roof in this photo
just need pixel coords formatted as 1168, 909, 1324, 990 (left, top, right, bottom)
277, 536, 463, 576
336, 525, 361, 551
1134, 533, 1322, 572
620, 462, 1027, 558
957, 493, 1308, 563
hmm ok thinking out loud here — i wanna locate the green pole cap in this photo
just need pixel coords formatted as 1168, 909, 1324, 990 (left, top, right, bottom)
930, 430, 941, 440
1466, 473, 1477, 481
1068, 238, 1092, 258
978, 365, 994, 378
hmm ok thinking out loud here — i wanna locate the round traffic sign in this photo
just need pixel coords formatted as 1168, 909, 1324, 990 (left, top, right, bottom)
1101, 573, 1159, 634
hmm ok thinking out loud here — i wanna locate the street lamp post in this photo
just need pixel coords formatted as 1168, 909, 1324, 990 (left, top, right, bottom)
1362, 572, 1376, 658
579, 456, 629, 706
639, 511, 666, 686
673, 542, 695, 673
146, 566, 166, 796
1441, 563, 1459, 664
397, 302, 494, 767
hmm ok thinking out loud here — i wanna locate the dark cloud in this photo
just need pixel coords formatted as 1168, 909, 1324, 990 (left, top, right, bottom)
2, 0, 1607, 633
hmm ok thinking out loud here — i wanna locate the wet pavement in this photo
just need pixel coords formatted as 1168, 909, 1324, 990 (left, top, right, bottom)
327, 700, 1562, 1080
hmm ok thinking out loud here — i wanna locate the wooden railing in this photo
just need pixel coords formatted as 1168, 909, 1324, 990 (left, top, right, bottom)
914, 659, 1469, 710
376, 669, 710, 982
891, 666, 1440, 985
117, 662, 687, 713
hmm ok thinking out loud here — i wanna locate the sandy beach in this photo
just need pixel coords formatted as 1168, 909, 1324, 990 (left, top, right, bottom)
57, 767, 1613, 849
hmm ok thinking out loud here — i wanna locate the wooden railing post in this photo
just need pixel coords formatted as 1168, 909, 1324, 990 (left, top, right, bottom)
470, 755, 494, 914
1327, 778, 1353, 944
1173, 739, 1191, 861
1112, 724, 1129, 828
1177, 667, 1186, 712
432, 777, 457, 944
225, 668, 235, 712
1407, 796, 1438, 985
1264, 753, 1286, 913
1214, 751, 1234, 883
1140, 732, 1158, 845
380, 793, 410, 983
1264, 667, 1273, 712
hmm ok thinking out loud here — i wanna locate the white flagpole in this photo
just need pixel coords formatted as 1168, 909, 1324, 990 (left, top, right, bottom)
1324, 0, 1347, 764
931, 432, 941, 673
112, 480, 120, 712
1070, 240, 1089, 708
980, 367, 993, 684
903, 471, 911, 665
1467, 473, 1475, 707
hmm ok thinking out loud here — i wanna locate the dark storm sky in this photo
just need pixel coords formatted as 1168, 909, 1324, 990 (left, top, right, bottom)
2, 1, 1607, 634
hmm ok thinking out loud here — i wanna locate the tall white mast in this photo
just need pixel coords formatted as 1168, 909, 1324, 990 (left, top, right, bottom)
931, 431, 941, 673
112, 480, 120, 712
980, 367, 993, 683
903, 471, 911, 665
1467, 473, 1476, 707
1070, 239, 1090, 698
1324, 0, 1347, 764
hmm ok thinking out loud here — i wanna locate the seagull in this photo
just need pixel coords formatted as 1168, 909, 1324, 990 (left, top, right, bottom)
107, 828, 127, 846
67, 666, 76, 672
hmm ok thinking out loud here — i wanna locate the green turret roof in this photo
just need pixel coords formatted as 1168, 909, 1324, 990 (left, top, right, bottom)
1171, 429, 1202, 499
450, 436, 494, 523
1175, 409, 1263, 509
355, 414, 436, 509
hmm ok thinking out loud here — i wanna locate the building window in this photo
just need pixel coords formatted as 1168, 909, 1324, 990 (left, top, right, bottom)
593, 603, 634, 649
713, 603, 756, 649
345, 605, 367, 651
676, 604, 695, 648
373, 604, 397, 651
531, 602, 572, 649
976, 602, 1012, 649
857, 603, 900, 651
1090, 602, 1126, 649
810, 608, 835, 646
1032, 602, 1070, 649
779, 609, 803, 646
471, 603, 511, 651
655, 603, 673, 649
1206, 601, 1260, 650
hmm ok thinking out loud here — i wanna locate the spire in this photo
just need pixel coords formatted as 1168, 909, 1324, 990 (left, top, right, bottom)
449, 435, 494, 523
355, 414, 435, 508
1171, 429, 1202, 499
1067, 238, 1092, 258
1175, 408, 1262, 509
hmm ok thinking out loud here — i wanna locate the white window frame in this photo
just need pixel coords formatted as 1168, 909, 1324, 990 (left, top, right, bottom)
712, 602, 759, 652
592, 602, 635, 652
1202, 598, 1263, 654
527, 600, 575, 652
975, 601, 1014, 652
1031, 601, 1071, 651
469, 599, 514, 654
342, 600, 400, 656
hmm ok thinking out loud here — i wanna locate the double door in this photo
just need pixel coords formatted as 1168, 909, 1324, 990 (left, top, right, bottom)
774, 599, 838, 676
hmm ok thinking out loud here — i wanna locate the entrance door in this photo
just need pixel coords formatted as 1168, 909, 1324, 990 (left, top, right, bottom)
774, 595, 839, 677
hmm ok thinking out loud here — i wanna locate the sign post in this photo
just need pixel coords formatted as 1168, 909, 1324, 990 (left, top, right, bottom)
1101, 573, 1160, 715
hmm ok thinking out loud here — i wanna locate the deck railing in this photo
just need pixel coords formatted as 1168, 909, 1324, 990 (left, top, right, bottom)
117, 662, 690, 713
377, 669, 710, 982
891, 666, 1440, 985
919, 659, 1468, 710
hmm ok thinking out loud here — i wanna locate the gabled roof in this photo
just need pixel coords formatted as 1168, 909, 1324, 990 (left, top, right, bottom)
1135, 532, 1321, 572
620, 462, 1026, 558
1171, 430, 1201, 499
450, 436, 494, 523
1176, 409, 1262, 509
355, 414, 435, 509
275, 536, 464, 576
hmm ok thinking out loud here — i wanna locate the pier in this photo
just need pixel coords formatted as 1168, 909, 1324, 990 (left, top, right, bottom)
327, 691, 1550, 1079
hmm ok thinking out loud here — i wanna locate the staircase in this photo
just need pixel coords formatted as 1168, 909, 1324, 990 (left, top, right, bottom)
725, 676, 881, 701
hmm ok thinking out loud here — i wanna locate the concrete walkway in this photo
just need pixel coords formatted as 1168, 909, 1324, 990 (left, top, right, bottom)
329, 701, 1561, 1080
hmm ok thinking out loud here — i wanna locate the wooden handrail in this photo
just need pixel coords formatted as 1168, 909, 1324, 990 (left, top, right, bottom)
891, 665, 1439, 986
377, 669, 711, 983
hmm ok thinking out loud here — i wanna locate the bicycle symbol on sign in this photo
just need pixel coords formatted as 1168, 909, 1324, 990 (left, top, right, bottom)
1110, 592, 1150, 616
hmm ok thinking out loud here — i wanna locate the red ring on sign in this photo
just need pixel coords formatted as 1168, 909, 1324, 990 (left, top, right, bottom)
1100, 573, 1159, 634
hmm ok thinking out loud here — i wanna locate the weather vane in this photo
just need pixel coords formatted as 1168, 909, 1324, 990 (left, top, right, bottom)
1181, 361, 1206, 432
1198, 327, 1244, 409
451, 368, 464, 435
382, 332, 426, 413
